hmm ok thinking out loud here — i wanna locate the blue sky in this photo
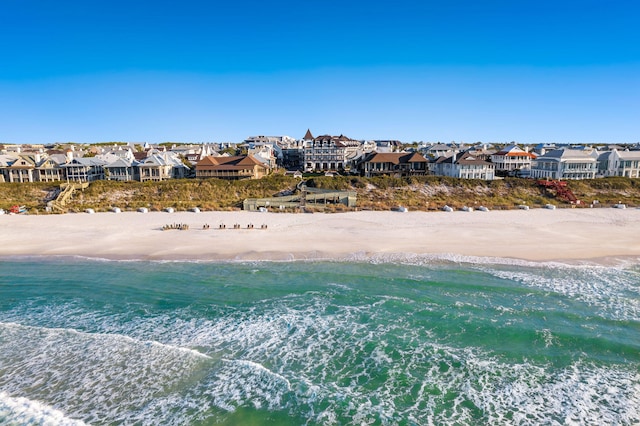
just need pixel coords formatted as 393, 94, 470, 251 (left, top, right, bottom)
1, 0, 638, 144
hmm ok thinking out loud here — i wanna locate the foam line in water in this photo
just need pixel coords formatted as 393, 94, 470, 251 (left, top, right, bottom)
0, 321, 211, 360
361, 251, 640, 269
0, 321, 215, 424
223, 359, 292, 391
0, 392, 87, 426
475, 263, 640, 321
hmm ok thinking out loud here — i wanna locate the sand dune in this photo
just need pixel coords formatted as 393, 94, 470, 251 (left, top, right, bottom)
1, 208, 639, 263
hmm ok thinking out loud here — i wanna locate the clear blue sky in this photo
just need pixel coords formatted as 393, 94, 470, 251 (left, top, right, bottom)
1, 0, 638, 144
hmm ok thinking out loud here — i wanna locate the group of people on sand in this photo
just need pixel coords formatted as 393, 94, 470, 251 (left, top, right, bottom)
216, 223, 268, 230
162, 223, 189, 231
163, 223, 268, 231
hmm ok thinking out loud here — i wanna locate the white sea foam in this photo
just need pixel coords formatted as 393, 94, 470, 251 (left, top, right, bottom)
1, 261, 639, 424
223, 359, 292, 391
145, 294, 639, 425
0, 321, 211, 360
5, 252, 638, 272
463, 357, 640, 425
0, 321, 214, 424
336, 250, 640, 270
476, 263, 640, 321
0, 392, 87, 426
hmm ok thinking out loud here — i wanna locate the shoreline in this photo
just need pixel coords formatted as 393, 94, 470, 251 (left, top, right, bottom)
1, 209, 640, 265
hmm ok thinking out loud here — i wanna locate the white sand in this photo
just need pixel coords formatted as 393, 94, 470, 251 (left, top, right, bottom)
1, 208, 639, 263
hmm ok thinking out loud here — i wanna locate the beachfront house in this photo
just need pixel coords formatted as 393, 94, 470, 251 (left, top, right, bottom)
35, 155, 67, 182
137, 153, 189, 182
4, 154, 38, 182
104, 158, 140, 181
97, 147, 140, 181
195, 154, 269, 180
530, 148, 597, 180
432, 152, 495, 180
601, 149, 640, 178
490, 144, 536, 176
61, 157, 107, 182
303, 130, 362, 172
0, 152, 66, 183
359, 152, 429, 177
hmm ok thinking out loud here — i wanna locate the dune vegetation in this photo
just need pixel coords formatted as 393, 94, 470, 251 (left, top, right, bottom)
2, 175, 639, 214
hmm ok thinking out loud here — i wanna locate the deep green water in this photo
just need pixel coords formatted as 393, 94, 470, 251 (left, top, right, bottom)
0, 258, 639, 425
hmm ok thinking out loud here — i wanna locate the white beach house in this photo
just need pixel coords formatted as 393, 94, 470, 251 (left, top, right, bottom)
530, 148, 598, 180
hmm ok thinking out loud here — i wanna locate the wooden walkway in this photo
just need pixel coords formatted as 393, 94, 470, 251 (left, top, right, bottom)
51, 182, 90, 211
243, 184, 356, 211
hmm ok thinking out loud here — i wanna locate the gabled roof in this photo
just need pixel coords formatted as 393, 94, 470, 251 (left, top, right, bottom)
614, 150, 640, 160
104, 158, 136, 168
44, 153, 68, 165
494, 144, 536, 158
138, 153, 186, 168
196, 156, 219, 167
37, 157, 64, 168
141, 156, 164, 166
8, 155, 37, 168
537, 148, 597, 161
63, 157, 107, 167
424, 143, 455, 153
435, 154, 455, 164
455, 152, 493, 166
406, 152, 428, 162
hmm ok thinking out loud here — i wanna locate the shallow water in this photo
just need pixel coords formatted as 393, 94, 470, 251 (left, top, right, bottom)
1, 258, 639, 425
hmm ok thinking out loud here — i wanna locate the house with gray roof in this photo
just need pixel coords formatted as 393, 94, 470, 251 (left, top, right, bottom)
4, 154, 39, 182
601, 149, 640, 178
36, 155, 66, 182
104, 157, 140, 181
137, 153, 189, 182
61, 157, 107, 182
432, 152, 495, 180
530, 148, 597, 180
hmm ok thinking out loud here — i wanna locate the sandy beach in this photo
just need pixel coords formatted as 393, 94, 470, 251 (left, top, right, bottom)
1, 208, 640, 263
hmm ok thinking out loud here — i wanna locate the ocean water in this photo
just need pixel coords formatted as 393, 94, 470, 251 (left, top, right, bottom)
0, 257, 639, 425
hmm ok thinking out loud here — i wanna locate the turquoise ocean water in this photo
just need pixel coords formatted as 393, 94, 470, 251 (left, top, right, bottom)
0, 257, 639, 425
